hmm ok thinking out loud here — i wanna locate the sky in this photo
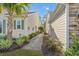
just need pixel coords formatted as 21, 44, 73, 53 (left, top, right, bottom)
30, 3, 57, 22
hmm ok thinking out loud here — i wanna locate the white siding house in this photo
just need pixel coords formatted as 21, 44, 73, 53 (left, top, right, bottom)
0, 12, 41, 38
45, 4, 69, 50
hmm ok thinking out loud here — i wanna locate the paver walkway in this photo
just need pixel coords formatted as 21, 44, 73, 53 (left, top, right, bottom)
22, 34, 44, 51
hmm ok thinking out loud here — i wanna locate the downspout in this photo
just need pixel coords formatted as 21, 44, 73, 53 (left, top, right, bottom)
65, 3, 69, 49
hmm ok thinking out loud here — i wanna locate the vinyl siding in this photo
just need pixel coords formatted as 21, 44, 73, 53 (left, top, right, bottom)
51, 12, 67, 49
12, 13, 41, 38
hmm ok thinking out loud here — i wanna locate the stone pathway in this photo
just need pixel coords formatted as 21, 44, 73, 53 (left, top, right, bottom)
22, 34, 43, 51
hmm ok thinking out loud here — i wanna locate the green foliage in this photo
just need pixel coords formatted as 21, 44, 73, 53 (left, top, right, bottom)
38, 26, 44, 33
0, 31, 39, 49
48, 37, 64, 54
43, 35, 64, 55
65, 33, 79, 56
0, 3, 30, 15
16, 31, 40, 46
16, 36, 28, 46
28, 32, 39, 39
0, 39, 13, 49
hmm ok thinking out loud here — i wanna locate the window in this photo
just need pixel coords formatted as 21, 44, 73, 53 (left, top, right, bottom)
14, 20, 24, 30
17, 20, 21, 29
0, 20, 6, 34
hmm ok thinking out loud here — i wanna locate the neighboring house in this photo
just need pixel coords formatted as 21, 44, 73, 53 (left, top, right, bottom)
45, 3, 79, 50
0, 11, 42, 38
45, 4, 69, 50
68, 3, 79, 47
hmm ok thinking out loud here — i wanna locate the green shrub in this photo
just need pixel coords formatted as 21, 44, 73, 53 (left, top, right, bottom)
0, 39, 13, 49
16, 36, 28, 46
43, 35, 64, 55
16, 32, 40, 46
65, 33, 79, 56
38, 26, 44, 33
28, 32, 37, 39
48, 38, 64, 54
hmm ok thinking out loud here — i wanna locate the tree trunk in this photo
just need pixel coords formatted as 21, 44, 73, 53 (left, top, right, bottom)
7, 16, 13, 40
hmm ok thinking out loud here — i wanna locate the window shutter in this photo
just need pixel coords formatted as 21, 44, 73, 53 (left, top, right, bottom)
3, 20, 6, 34
14, 20, 16, 29
21, 20, 24, 30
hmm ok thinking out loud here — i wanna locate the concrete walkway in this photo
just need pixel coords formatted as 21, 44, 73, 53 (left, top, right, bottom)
22, 34, 43, 51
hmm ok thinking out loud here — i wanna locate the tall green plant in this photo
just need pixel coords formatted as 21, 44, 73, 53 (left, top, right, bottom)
65, 33, 79, 56
0, 39, 13, 49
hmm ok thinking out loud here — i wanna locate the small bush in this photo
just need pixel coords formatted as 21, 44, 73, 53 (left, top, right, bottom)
43, 35, 64, 55
48, 37, 64, 54
16, 32, 40, 46
21, 36, 29, 43
28, 32, 38, 39
16, 36, 28, 46
0, 39, 13, 49
65, 33, 79, 56
38, 26, 44, 33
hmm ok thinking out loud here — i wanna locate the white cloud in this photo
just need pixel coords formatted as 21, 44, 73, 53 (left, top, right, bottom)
46, 7, 49, 10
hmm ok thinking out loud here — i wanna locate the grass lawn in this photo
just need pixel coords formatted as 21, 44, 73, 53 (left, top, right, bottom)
0, 49, 43, 56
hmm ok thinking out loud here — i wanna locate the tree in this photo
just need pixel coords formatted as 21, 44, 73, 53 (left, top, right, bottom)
0, 3, 30, 40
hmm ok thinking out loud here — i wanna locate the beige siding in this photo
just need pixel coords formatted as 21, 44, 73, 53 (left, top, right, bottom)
12, 17, 26, 38
51, 11, 67, 49
45, 13, 50, 34
12, 13, 41, 38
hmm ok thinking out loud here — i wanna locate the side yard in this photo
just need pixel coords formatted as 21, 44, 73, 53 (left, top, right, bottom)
0, 33, 44, 56
0, 26, 44, 56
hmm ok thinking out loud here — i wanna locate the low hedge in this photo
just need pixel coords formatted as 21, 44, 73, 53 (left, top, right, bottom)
28, 31, 40, 39
0, 39, 13, 49
0, 31, 40, 52
16, 32, 40, 46
15, 36, 29, 46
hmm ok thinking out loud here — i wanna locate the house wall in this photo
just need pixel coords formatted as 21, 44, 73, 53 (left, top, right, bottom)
12, 17, 26, 38
69, 3, 79, 47
49, 4, 68, 50
51, 11, 67, 50
24, 13, 41, 35
12, 13, 41, 38
0, 12, 41, 38
45, 13, 51, 34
